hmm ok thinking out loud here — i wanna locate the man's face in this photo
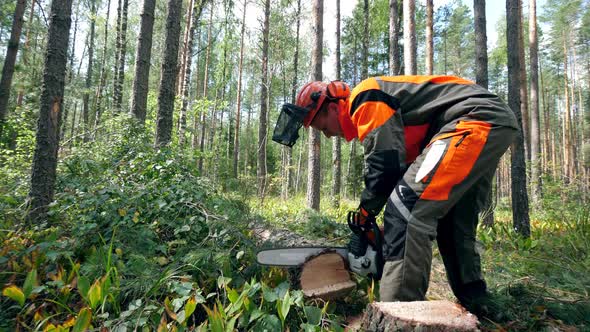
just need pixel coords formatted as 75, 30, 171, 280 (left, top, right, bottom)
310, 102, 343, 138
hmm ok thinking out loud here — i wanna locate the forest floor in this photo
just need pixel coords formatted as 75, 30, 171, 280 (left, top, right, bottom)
250, 195, 590, 331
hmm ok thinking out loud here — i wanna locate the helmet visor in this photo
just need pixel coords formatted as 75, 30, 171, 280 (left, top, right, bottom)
272, 103, 309, 147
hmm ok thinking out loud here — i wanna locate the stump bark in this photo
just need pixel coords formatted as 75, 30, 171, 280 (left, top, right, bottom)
361, 301, 479, 331
300, 251, 355, 300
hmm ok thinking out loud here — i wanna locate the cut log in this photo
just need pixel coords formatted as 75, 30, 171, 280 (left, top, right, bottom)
362, 300, 479, 332
300, 251, 356, 300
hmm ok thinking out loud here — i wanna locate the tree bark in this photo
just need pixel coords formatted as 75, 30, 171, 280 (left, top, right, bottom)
93, 0, 111, 132
518, 0, 530, 161
257, 0, 271, 197
113, 0, 122, 109
233, 0, 247, 178
179, 0, 205, 146
16, 0, 36, 108
389, 0, 400, 75
506, 0, 530, 238
306, 0, 323, 210
529, 0, 541, 203
82, 0, 96, 142
0, 0, 26, 138
114, 0, 129, 112
403, 0, 416, 75
332, 0, 342, 208
130, 0, 156, 123
198, 5, 213, 173
473, 0, 494, 226
362, 0, 369, 79
177, 0, 195, 96
425, 0, 433, 75
155, 0, 183, 147
27, 0, 73, 223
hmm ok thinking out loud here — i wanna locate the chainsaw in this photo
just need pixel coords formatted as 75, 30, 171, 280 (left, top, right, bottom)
256, 212, 384, 279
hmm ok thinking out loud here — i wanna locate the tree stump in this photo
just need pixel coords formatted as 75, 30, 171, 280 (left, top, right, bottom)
300, 251, 356, 300
361, 300, 479, 331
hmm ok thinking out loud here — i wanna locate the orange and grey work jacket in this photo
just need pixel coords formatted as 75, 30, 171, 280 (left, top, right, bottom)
337, 75, 518, 216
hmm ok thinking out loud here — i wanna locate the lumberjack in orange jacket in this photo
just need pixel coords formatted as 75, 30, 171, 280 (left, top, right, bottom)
273, 75, 518, 317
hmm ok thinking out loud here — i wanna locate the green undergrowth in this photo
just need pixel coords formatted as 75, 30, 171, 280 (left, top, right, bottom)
477, 206, 590, 331
0, 120, 357, 331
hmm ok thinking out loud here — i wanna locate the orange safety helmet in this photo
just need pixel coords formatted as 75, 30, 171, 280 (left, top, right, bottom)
296, 81, 351, 127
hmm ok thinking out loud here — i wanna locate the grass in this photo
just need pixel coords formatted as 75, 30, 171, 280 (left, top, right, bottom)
249, 195, 590, 331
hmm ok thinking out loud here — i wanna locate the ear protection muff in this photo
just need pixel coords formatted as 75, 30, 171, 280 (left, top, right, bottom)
326, 81, 351, 100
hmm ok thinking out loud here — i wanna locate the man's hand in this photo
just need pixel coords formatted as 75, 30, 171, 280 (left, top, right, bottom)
347, 207, 378, 246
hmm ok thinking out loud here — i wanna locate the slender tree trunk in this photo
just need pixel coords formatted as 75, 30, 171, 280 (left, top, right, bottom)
0, 0, 26, 138
69, 102, 77, 146
306, 0, 323, 210
130, 0, 156, 123
179, 0, 205, 146
27, 0, 73, 223
258, 0, 271, 198
332, 0, 342, 208
82, 0, 96, 142
16, 0, 36, 108
403, 0, 416, 75
93, 0, 111, 132
285, 0, 301, 197
517, 0, 530, 161
529, 0, 541, 203
506, 0, 530, 238
233, 0, 247, 178
362, 0, 369, 79
473, 0, 495, 226
198, 5, 213, 173
563, 39, 572, 182
389, 0, 400, 75
114, 0, 129, 111
113, 0, 122, 109
155, 0, 183, 147
177, 0, 195, 96
425, 0, 433, 75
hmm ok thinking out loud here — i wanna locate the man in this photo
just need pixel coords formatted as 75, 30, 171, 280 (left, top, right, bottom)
272, 75, 518, 316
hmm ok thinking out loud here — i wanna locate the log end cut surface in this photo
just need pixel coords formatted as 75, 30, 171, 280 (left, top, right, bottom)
362, 300, 479, 332
300, 252, 355, 300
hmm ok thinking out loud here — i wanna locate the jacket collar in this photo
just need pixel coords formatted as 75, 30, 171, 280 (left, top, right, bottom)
337, 99, 357, 141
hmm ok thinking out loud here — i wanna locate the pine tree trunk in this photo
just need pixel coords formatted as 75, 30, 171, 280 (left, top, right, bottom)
234, 0, 247, 178
425, 0, 433, 75
389, 0, 400, 75
257, 0, 270, 197
0, 0, 26, 138
130, 0, 156, 123
562, 39, 572, 182
362, 0, 369, 79
113, 0, 122, 110
93, 0, 111, 132
332, 0, 342, 208
506, 0, 530, 238
177, 0, 195, 96
179, 0, 205, 146
518, 0, 530, 161
473, 0, 495, 226
307, 0, 323, 210
155, 0, 183, 147
82, 0, 96, 142
529, 0, 541, 203
114, 0, 128, 111
16, 0, 36, 108
27, 0, 73, 224
403, 0, 416, 75
198, 5, 213, 173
